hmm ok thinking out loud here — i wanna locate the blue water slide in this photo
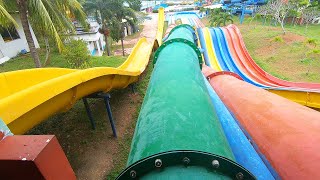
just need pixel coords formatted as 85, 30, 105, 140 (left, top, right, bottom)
203, 76, 275, 180
208, 28, 229, 70
197, 28, 211, 67
210, 27, 266, 87
174, 11, 201, 19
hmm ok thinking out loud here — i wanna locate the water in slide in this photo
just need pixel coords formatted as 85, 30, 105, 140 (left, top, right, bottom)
0, 8, 165, 135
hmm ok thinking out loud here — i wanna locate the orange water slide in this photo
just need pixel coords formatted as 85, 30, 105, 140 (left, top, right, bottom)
203, 65, 320, 179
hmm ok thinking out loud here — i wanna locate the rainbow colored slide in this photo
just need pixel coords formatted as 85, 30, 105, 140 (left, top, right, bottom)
198, 25, 320, 109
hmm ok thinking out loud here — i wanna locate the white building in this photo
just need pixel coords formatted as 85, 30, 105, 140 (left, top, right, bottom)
69, 18, 134, 56
0, 14, 39, 64
69, 19, 106, 56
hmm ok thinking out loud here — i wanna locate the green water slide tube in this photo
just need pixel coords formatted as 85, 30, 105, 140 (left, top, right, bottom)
116, 24, 255, 180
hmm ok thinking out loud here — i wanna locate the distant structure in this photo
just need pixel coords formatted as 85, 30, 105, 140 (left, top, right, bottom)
0, 14, 39, 64
221, 0, 267, 23
68, 18, 106, 56
68, 17, 134, 56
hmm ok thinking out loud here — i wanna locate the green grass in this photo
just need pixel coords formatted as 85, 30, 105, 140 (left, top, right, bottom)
286, 25, 320, 42
90, 56, 127, 67
0, 50, 127, 73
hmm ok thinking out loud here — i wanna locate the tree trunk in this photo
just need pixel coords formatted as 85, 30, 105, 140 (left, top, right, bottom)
44, 36, 51, 66
280, 18, 286, 34
291, 17, 295, 26
104, 34, 111, 56
16, 0, 42, 68
121, 37, 125, 56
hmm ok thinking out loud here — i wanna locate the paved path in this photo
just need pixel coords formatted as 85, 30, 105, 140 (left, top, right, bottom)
114, 14, 158, 55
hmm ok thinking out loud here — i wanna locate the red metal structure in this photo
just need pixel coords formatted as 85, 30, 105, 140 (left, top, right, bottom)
0, 135, 75, 179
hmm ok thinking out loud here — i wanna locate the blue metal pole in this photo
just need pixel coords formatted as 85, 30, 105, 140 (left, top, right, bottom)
82, 98, 96, 130
103, 95, 117, 138
240, 4, 245, 24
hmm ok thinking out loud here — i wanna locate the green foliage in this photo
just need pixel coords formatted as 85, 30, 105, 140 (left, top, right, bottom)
299, 57, 313, 64
273, 36, 284, 42
305, 38, 318, 47
312, 49, 320, 54
0, 1, 18, 27
63, 39, 90, 68
83, 0, 137, 56
0, 50, 127, 72
208, 8, 233, 27
125, 0, 141, 11
109, 17, 122, 42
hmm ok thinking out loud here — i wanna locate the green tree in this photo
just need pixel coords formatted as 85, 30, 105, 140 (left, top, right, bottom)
105, 0, 137, 56
209, 8, 233, 27
83, 0, 137, 56
83, 0, 113, 56
4, 0, 85, 68
126, 0, 141, 11
31, 1, 86, 66
114, 1, 137, 56
0, 0, 18, 27
63, 39, 90, 68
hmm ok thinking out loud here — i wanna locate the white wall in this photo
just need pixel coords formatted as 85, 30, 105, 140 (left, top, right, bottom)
69, 31, 105, 56
0, 14, 39, 58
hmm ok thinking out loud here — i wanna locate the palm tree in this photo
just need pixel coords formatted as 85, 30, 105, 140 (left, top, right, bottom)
83, 0, 112, 56
30, 0, 86, 66
109, 0, 137, 56
84, 0, 137, 56
4, 0, 85, 68
209, 8, 233, 27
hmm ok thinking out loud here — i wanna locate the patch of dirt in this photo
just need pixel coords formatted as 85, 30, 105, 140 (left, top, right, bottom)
114, 48, 133, 56
255, 43, 282, 57
114, 14, 158, 50
282, 33, 305, 44
74, 90, 141, 180
28, 87, 142, 180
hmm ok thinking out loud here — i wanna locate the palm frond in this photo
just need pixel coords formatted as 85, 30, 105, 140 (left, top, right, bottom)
0, 1, 18, 27
27, 0, 63, 51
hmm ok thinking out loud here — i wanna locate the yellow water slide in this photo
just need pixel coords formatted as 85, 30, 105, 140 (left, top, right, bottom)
0, 9, 165, 135
201, 27, 222, 71
155, 8, 165, 47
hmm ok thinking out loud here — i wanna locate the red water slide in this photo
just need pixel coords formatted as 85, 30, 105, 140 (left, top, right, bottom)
224, 24, 320, 90
203, 65, 320, 179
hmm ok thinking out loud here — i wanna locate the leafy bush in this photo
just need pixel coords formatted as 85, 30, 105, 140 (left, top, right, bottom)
312, 49, 320, 54
209, 8, 233, 27
305, 38, 318, 47
63, 39, 90, 68
273, 36, 284, 42
152, 9, 158, 13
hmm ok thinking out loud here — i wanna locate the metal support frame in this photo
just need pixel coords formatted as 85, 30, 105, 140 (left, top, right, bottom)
82, 92, 117, 137
130, 83, 136, 94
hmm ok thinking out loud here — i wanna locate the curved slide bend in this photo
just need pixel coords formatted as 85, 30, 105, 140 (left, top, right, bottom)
155, 8, 165, 47
223, 25, 320, 108
0, 10, 165, 135
0, 38, 153, 134
227, 24, 320, 89
198, 26, 320, 109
